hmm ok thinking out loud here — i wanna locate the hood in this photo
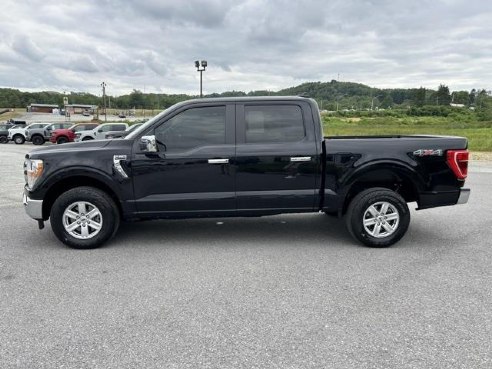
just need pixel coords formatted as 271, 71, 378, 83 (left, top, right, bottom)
28, 138, 134, 158
28, 139, 112, 156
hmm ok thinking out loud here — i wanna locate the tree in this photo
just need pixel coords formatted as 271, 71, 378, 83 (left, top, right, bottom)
128, 89, 145, 108
436, 84, 451, 105
414, 87, 426, 107
451, 91, 469, 105
469, 89, 476, 106
476, 89, 492, 121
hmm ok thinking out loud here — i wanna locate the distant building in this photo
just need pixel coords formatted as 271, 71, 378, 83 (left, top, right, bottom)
65, 104, 98, 114
28, 103, 59, 113
450, 103, 465, 108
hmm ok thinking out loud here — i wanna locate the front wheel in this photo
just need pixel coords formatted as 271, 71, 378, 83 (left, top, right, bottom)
56, 136, 68, 144
13, 135, 25, 144
82, 136, 93, 141
31, 135, 45, 145
345, 188, 410, 248
50, 186, 120, 249
0, 135, 7, 144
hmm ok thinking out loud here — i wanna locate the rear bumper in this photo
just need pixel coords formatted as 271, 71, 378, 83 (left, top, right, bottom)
457, 188, 470, 205
23, 192, 43, 220
417, 188, 470, 210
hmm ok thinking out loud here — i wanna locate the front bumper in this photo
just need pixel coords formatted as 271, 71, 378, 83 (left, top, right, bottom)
23, 192, 43, 220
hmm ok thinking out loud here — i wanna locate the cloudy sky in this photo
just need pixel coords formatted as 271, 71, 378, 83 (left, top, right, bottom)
1, 0, 491, 96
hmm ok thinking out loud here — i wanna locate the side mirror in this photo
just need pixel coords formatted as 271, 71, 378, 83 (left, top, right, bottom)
98, 129, 103, 133
140, 135, 157, 153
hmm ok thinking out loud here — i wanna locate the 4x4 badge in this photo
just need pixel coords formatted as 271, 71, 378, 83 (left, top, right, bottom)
413, 149, 443, 157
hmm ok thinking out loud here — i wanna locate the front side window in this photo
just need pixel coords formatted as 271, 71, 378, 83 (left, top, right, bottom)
99, 125, 112, 132
244, 105, 305, 143
154, 106, 226, 153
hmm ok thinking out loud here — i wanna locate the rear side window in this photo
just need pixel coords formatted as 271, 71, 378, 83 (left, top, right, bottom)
110, 125, 126, 131
244, 105, 305, 143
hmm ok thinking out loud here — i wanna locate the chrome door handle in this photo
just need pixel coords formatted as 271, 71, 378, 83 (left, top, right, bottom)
290, 156, 311, 162
208, 158, 229, 164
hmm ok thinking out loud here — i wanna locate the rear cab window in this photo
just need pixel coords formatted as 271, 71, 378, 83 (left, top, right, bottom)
243, 104, 306, 143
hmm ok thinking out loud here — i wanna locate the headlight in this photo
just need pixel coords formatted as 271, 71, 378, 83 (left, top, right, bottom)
24, 158, 44, 190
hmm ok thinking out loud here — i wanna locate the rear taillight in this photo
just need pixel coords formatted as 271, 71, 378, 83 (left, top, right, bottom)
446, 150, 469, 180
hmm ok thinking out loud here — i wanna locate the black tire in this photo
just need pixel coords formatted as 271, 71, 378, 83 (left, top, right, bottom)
50, 186, 120, 249
0, 135, 7, 144
31, 135, 45, 145
82, 136, 94, 141
56, 136, 68, 144
13, 135, 25, 144
345, 187, 410, 248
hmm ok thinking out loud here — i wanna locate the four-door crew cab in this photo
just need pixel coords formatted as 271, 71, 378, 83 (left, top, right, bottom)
23, 97, 470, 249
10, 123, 50, 145
26, 122, 73, 145
50, 123, 100, 144
74, 123, 128, 142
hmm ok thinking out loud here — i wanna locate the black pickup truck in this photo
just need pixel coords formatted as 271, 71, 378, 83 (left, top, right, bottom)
23, 97, 470, 249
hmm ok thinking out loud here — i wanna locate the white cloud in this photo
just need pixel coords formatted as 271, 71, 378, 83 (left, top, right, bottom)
0, 0, 491, 95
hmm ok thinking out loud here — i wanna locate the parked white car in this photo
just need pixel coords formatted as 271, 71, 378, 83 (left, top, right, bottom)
8, 123, 49, 144
74, 123, 128, 142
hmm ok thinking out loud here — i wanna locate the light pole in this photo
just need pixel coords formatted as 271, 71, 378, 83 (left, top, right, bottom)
371, 95, 383, 110
195, 60, 207, 97
101, 82, 107, 122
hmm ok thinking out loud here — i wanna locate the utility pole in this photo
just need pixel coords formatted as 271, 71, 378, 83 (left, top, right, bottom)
101, 82, 107, 122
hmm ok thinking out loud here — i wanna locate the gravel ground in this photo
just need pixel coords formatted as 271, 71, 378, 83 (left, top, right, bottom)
0, 143, 491, 369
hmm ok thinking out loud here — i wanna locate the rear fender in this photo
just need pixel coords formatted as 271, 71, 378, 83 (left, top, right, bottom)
339, 160, 426, 208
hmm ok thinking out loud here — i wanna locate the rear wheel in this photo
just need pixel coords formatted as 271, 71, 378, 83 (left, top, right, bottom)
345, 187, 410, 248
31, 135, 45, 145
50, 186, 120, 249
0, 135, 7, 144
56, 136, 68, 144
13, 135, 25, 144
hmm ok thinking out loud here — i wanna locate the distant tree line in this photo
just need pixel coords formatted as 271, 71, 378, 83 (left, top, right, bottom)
0, 81, 490, 116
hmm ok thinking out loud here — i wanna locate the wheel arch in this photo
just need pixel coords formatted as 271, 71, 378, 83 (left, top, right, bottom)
30, 133, 44, 141
41, 172, 122, 220
56, 135, 69, 142
340, 161, 424, 215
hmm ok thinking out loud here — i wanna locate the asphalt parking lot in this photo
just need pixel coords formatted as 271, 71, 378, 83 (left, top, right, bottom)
1, 142, 491, 368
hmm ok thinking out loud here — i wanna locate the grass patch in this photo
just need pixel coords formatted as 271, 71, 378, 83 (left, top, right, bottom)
322, 116, 492, 151
0, 108, 25, 121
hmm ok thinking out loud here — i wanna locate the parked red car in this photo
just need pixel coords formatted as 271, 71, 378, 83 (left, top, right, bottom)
50, 123, 99, 144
